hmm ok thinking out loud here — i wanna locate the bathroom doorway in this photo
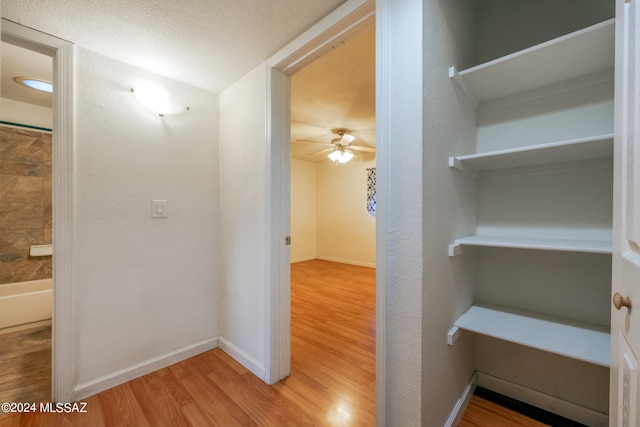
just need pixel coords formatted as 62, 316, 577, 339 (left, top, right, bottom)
0, 39, 54, 403
1, 19, 75, 403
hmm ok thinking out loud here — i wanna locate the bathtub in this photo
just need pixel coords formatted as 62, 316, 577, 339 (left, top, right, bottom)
0, 278, 52, 331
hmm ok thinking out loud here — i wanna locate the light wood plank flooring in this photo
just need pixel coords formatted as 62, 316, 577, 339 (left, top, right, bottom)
0, 260, 553, 426
0, 259, 375, 426
460, 395, 551, 427
0, 325, 51, 404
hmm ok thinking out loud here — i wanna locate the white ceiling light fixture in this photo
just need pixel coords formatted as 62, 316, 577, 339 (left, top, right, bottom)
328, 148, 354, 164
14, 76, 53, 93
130, 83, 190, 117
296, 128, 376, 165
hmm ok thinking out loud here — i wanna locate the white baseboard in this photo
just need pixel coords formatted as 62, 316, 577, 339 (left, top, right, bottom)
316, 256, 376, 268
477, 372, 609, 427
218, 336, 265, 381
445, 373, 477, 427
291, 256, 316, 263
74, 337, 219, 400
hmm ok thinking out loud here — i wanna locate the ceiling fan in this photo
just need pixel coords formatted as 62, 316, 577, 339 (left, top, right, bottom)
297, 128, 376, 164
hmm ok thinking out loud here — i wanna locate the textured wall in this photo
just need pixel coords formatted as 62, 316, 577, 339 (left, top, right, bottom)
422, 0, 477, 424
0, 126, 52, 284
376, 0, 425, 424
73, 47, 220, 387
218, 63, 268, 377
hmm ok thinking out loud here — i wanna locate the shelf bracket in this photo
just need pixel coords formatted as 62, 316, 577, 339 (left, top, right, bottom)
449, 66, 478, 110
448, 243, 463, 257
447, 326, 462, 346
448, 156, 464, 171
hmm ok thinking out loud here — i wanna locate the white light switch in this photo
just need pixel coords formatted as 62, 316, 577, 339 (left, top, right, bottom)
152, 200, 168, 218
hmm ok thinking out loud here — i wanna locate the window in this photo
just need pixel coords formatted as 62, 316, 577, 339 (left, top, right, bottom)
367, 167, 376, 217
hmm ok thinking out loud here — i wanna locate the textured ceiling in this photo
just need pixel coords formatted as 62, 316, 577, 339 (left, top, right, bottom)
290, 24, 375, 162
1, 0, 375, 163
2, 0, 346, 93
1, 42, 52, 108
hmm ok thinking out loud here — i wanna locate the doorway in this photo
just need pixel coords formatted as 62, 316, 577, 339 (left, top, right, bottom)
289, 24, 376, 267
1, 19, 75, 403
264, 0, 378, 390
287, 21, 376, 423
0, 35, 54, 405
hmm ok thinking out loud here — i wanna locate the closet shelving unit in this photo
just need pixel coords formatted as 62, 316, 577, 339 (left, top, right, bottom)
447, 18, 615, 368
454, 305, 610, 367
449, 19, 615, 106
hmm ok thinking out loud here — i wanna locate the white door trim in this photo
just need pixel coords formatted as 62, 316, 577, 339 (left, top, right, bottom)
264, 0, 380, 414
1, 19, 76, 403
263, 65, 291, 384
267, 0, 375, 73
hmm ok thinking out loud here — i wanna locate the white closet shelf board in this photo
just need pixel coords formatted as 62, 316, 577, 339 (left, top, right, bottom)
455, 235, 612, 254
451, 134, 613, 171
451, 19, 615, 104
454, 305, 610, 367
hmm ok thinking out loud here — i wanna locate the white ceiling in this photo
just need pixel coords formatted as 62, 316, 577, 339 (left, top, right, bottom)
290, 24, 375, 162
1, 42, 53, 108
1, 0, 375, 162
1, 0, 346, 94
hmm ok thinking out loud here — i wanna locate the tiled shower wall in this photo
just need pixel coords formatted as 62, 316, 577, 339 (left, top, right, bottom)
0, 126, 52, 284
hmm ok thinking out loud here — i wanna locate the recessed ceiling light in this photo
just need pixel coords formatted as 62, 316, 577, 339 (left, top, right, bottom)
14, 76, 53, 93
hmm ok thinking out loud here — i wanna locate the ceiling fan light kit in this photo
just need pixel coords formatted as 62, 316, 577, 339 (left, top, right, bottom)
296, 127, 375, 165
328, 149, 354, 164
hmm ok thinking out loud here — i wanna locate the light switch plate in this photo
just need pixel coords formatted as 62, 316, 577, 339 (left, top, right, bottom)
151, 200, 168, 218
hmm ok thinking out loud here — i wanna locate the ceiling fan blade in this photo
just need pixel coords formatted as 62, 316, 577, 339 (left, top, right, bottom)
295, 139, 332, 145
340, 133, 356, 145
350, 145, 376, 153
308, 147, 335, 156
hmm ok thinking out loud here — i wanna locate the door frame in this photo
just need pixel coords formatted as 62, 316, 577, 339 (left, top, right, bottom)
264, 0, 381, 410
1, 19, 76, 403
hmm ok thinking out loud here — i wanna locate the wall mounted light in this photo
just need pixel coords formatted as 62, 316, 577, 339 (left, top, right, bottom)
14, 76, 53, 93
130, 83, 190, 116
328, 149, 354, 164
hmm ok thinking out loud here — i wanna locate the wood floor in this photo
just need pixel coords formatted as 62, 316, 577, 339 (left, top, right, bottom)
0, 259, 551, 426
460, 396, 550, 427
0, 325, 51, 404
0, 260, 375, 426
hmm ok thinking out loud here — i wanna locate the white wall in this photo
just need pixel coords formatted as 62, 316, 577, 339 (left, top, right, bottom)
73, 47, 220, 393
473, 0, 615, 65
218, 63, 269, 379
316, 158, 376, 267
291, 157, 376, 266
290, 158, 317, 262
421, 0, 477, 425
0, 97, 52, 128
377, 0, 425, 424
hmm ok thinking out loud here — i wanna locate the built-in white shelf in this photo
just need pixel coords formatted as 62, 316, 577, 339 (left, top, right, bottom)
450, 18, 615, 105
449, 134, 613, 172
452, 235, 612, 254
450, 304, 610, 367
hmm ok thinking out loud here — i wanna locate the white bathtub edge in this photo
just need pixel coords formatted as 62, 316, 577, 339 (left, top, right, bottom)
73, 337, 219, 400
0, 279, 52, 330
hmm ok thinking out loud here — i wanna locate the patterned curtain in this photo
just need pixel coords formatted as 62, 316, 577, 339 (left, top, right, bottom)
366, 168, 376, 217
